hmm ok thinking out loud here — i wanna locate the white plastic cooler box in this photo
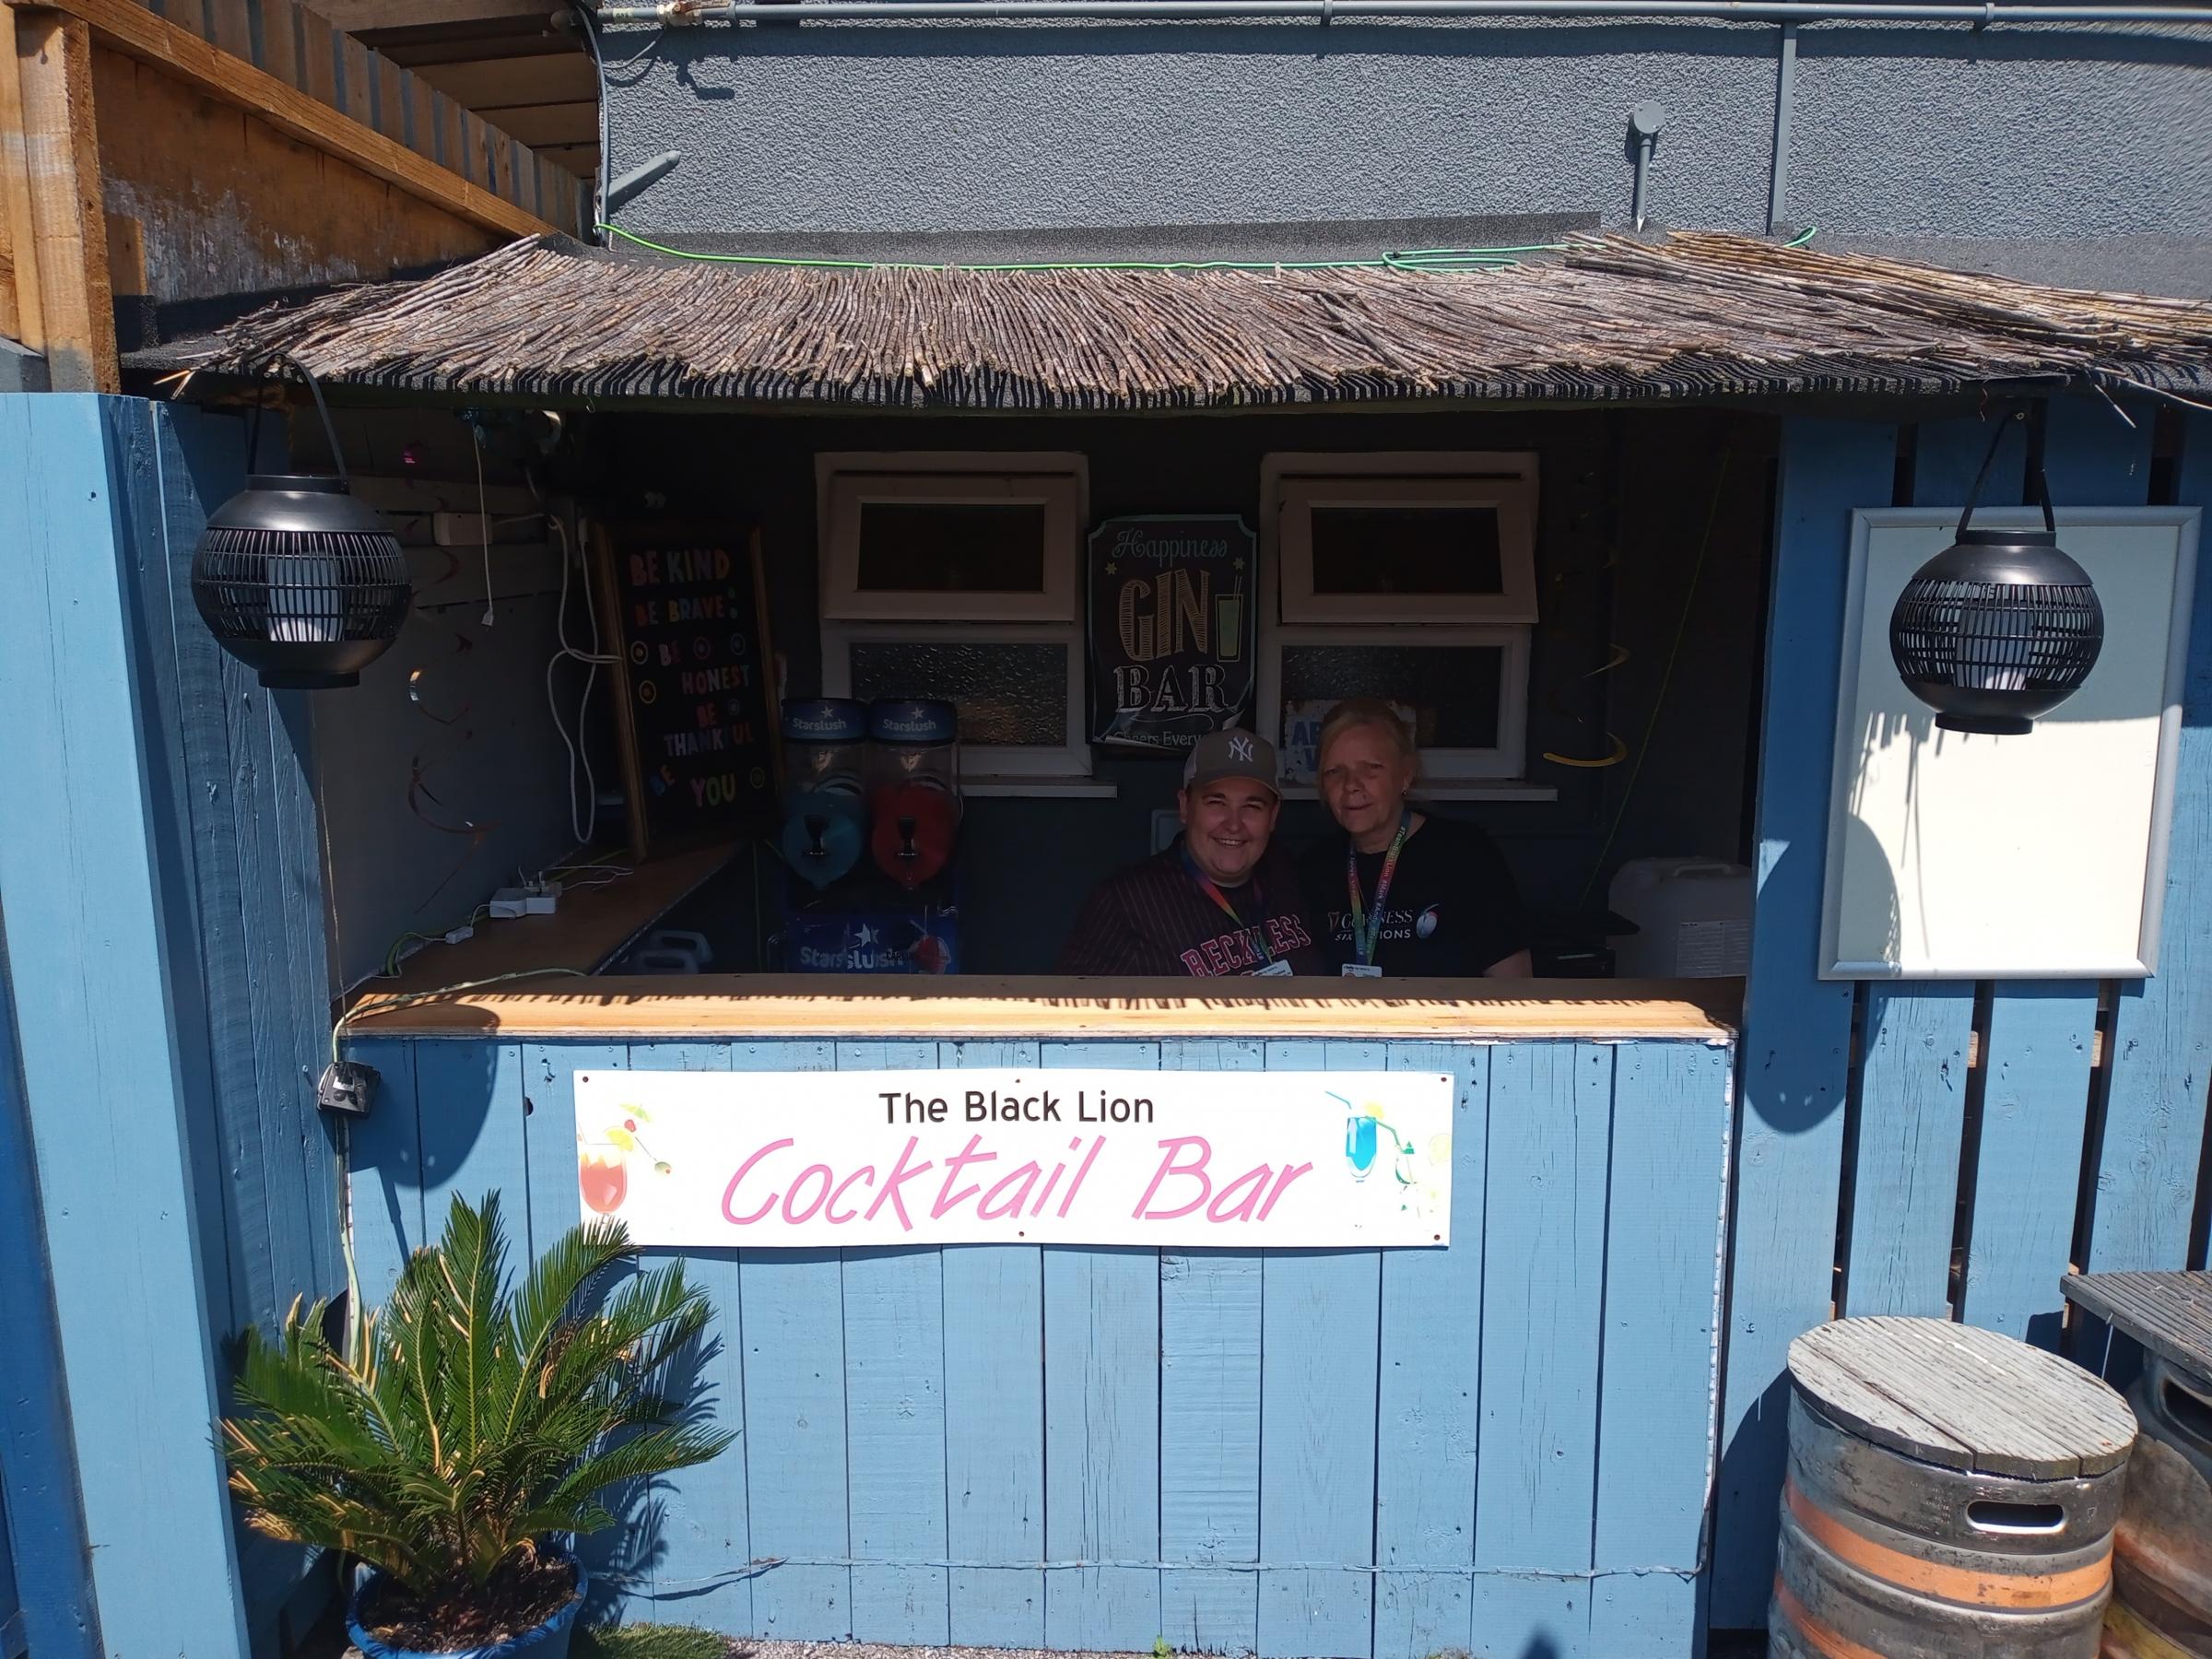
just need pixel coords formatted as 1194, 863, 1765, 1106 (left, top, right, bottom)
1606, 856, 1753, 978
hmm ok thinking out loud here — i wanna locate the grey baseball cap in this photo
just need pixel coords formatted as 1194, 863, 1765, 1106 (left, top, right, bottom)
1182, 728, 1280, 796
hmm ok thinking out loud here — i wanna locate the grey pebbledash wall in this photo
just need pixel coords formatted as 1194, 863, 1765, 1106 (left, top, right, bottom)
604, 18, 2212, 253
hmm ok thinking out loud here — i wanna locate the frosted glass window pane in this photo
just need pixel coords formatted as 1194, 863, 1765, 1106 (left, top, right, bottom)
1280, 643, 1503, 748
855, 503, 1049, 593
1309, 506, 1504, 595
850, 641, 1067, 747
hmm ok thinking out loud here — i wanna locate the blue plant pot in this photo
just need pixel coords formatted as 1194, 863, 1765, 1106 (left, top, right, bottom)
347, 1547, 587, 1659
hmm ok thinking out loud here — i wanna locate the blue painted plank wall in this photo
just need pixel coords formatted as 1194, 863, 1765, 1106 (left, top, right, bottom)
1041, 1041, 1163, 1653
346, 1029, 1735, 1657
735, 1039, 850, 1641
942, 1041, 1048, 1650
0, 1483, 19, 1659
1835, 415, 1990, 1322
630, 1041, 747, 1636
1714, 416, 1899, 1627
1473, 1042, 1609, 1659
1158, 1039, 1265, 1657
1590, 1041, 1736, 1656
0, 900, 101, 1659
2087, 410, 2212, 1282
1971, 397, 2153, 1347
841, 1041, 952, 1646
1372, 1043, 1485, 1659
112, 398, 342, 1654
1258, 1043, 1382, 1659
0, 395, 252, 1657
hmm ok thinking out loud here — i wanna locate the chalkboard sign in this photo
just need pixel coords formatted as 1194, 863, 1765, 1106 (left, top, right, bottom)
594, 523, 781, 859
1088, 514, 1256, 751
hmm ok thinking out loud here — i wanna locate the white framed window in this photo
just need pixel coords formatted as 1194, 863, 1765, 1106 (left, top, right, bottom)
1261, 453, 1540, 785
820, 453, 1084, 622
817, 453, 1095, 786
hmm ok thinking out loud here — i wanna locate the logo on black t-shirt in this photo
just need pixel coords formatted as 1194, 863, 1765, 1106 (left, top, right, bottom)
1415, 905, 1441, 939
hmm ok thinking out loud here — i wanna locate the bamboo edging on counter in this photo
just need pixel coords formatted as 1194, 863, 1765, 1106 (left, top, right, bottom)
343, 973, 1743, 1042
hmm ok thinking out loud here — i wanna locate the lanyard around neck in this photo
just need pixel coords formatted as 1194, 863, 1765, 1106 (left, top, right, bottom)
1182, 846, 1276, 967
1347, 809, 1412, 967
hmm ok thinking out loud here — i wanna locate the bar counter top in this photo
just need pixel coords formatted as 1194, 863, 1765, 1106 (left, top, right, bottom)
345, 974, 1741, 1041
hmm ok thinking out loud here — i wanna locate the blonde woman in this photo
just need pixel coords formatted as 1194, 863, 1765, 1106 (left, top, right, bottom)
1298, 698, 1533, 978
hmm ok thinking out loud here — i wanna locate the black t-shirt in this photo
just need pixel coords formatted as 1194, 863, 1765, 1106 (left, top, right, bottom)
1056, 841, 1325, 977
1299, 814, 1529, 976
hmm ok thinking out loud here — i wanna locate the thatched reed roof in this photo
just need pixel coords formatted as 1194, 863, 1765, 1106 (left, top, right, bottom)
163, 229, 2212, 411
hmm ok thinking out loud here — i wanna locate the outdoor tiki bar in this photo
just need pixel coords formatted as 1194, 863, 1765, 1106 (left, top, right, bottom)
6, 223, 2212, 1659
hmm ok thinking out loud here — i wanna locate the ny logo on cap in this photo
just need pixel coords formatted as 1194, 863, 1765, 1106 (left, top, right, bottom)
1230, 734, 1254, 761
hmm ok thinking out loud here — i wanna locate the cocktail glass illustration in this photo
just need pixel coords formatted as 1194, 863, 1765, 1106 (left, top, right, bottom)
578, 1106, 668, 1215
1333, 1092, 1418, 1187
1345, 1110, 1381, 1181
578, 1147, 629, 1214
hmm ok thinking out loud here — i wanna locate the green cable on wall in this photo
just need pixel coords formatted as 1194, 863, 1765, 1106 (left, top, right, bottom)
596, 222, 1574, 273
597, 221, 1819, 272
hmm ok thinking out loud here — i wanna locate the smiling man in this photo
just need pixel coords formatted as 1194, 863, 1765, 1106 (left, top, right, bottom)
1057, 728, 1323, 977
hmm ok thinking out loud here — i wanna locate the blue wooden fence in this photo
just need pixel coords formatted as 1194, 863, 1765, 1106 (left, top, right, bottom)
0, 1491, 19, 1659
341, 1030, 1735, 1659
0, 392, 347, 1659
1711, 403, 2212, 1626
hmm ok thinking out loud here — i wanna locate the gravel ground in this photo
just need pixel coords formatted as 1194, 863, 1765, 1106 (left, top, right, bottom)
718, 1653, 1124, 1659
312, 1621, 1775, 1658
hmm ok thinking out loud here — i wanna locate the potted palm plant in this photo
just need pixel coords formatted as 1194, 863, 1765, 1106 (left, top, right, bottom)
223, 1192, 732, 1659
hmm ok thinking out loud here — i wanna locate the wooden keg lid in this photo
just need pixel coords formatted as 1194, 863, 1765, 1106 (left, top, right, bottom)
1787, 1317, 2136, 1477
2061, 1270, 2212, 1385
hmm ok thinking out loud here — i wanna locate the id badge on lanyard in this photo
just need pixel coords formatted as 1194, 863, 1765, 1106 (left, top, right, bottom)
1345, 811, 1410, 976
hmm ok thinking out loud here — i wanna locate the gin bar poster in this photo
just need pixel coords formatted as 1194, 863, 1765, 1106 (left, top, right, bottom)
577, 1068, 1454, 1248
1088, 515, 1256, 750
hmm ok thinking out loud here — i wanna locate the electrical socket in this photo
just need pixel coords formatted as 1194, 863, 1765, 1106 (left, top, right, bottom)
488, 887, 529, 919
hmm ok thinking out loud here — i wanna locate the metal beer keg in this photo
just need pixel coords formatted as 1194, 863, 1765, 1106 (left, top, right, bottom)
2104, 1359, 2212, 1657
2059, 1270, 2212, 1658
1772, 1318, 2137, 1659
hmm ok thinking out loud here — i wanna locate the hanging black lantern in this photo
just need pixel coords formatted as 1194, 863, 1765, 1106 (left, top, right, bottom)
191, 357, 410, 689
1888, 403, 2104, 735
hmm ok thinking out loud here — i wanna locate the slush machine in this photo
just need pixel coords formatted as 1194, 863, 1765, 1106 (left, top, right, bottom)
771, 697, 963, 973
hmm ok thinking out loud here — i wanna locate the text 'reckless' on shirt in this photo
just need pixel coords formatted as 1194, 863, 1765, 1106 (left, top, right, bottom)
1056, 841, 1325, 977
1300, 813, 1529, 976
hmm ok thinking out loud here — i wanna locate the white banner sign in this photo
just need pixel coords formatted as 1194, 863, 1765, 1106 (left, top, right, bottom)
576, 1068, 1454, 1248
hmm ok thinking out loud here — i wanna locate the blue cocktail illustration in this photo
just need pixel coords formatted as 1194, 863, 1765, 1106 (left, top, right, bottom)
1335, 1092, 1416, 1185
1345, 1110, 1380, 1181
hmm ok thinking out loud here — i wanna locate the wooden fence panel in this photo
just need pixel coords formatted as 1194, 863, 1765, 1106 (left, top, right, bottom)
2088, 411, 2212, 1282
0, 394, 248, 1656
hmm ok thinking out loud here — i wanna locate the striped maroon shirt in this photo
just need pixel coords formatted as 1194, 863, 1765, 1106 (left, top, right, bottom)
1055, 841, 1324, 977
